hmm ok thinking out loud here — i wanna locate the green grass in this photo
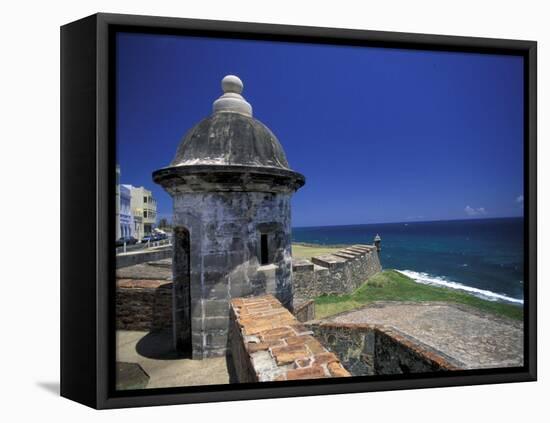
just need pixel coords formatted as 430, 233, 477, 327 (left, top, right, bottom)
315, 269, 523, 321
291, 243, 343, 260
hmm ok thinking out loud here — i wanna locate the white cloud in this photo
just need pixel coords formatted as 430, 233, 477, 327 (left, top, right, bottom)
465, 205, 487, 216
516, 195, 524, 204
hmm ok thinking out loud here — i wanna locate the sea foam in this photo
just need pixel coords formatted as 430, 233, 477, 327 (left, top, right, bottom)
397, 269, 524, 305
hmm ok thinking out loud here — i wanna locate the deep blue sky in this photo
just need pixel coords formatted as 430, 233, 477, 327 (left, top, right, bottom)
116, 32, 524, 227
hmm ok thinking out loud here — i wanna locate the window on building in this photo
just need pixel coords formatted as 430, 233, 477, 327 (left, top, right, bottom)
260, 233, 269, 265
143, 196, 147, 203
143, 210, 148, 218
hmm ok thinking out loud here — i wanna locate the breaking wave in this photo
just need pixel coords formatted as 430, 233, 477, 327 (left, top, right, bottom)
397, 269, 524, 305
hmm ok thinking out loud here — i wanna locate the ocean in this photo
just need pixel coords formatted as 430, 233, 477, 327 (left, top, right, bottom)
292, 217, 524, 305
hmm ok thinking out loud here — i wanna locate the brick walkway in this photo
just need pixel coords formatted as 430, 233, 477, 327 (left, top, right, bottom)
327, 302, 523, 369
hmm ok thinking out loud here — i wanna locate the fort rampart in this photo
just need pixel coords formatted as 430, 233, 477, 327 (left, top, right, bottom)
229, 295, 350, 382
307, 321, 461, 376
293, 244, 382, 299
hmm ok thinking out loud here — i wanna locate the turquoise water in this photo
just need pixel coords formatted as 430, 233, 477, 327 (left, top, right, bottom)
292, 218, 524, 304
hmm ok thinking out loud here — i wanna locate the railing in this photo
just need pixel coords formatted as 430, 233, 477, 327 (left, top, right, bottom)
116, 237, 172, 255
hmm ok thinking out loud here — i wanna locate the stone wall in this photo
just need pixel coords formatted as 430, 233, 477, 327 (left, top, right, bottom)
293, 245, 382, 299
307, 323, 375, 375
308, 322, 460, 376
293, 299, 315, 322
173, 191, 294, 358
373, 325, 461, 374
229, 295, 351, 382
116, 279, 172, 331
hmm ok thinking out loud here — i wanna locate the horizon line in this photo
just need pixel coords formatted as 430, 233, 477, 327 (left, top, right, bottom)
292, 215, 524, 229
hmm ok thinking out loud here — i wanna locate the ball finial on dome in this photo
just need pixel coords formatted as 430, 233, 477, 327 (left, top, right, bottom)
222, 75, 243, 94
213, 74, 252, 116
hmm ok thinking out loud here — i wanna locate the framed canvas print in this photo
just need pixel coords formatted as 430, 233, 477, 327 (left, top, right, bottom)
60, 13, 537, 409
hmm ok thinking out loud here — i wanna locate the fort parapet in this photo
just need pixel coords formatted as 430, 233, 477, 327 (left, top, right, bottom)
115, 243, 382, 333
116, 279, 172, 332
229, 295, 351, 382
307, 321, 461, 376
293, 244, 382, 299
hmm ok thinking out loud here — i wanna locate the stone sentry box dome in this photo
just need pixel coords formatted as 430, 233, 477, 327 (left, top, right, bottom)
153, 75, 305, 359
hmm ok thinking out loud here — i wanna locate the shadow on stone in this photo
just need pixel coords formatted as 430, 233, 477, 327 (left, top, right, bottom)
135, 329, 190, 360
225, 353, 240, 384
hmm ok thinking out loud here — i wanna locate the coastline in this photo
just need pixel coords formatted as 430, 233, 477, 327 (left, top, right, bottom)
291, 218, 524, 306
396, 269, 523, 305
291, 243, 523, 321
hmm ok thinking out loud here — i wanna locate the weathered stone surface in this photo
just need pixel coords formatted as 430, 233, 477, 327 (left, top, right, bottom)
259, 327, 296, 342
202, 316, 230, 331
332, 252, 357, 260
229, 295, 350, 382
311, 254, 347, 269
271, 345, 310, 365
311, 352, 340, 366
167, 190, 298, 358
292, 258, 314, 272
167, 113, 292, 172
116, 261, 172, 280
284, 365, 328, 380
246, 340, 284, 354
293, 299, 316, 322
339, 249, 363, 257
293, 245, 382, 299
152, 77, 305, 359
308, 321, 456, 376
309, 301, 524, 375
327, 361, 352, 378
116, 279, 172, 332
330, 302, 524, 369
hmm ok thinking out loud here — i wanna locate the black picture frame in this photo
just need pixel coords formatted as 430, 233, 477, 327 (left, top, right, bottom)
60, 12, 537, 409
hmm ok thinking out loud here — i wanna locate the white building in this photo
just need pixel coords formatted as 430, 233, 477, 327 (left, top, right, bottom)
123, 185, 157, 240
119, 184, 134, 238
116, 165, 121, 240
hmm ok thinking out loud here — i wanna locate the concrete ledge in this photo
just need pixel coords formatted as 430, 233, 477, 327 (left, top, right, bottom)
117, 279, 171, 289
332, 252, 357, 260
351, 244, 375, 252
292, 258, 314, 272
311, 254, 347, 269
116, 246, 172, 269
346, 248, 369, 255
229, 295, 350, 382
339, 248, 364, 257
